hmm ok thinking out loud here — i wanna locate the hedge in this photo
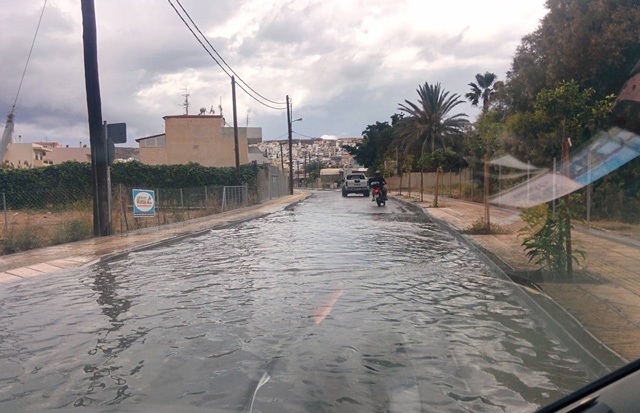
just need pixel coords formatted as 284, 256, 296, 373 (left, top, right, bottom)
0, 161, 259, 209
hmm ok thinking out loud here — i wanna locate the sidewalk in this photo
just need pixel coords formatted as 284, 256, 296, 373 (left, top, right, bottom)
393, 191, 640, 363
0, 193, 308, 284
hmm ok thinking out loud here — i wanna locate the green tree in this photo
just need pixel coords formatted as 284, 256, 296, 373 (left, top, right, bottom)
519, 198, 586, 277
397, 82, 469, 154
505, 81, 612, 167
397, 82, 468, 200
342, 120, 395, 170
504, 0, 640, 113
304, 159, 327, 182
466, 72, 502, 229
466, 72, 502, 115
511, 82, 612, 276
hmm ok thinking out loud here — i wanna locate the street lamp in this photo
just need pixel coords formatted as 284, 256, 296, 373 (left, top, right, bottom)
287, 94, 303, 194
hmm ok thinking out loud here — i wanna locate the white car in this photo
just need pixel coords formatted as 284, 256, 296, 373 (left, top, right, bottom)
342, 173, 369, 197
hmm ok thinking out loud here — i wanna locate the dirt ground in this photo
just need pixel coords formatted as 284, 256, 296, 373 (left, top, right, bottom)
0, 206, 218, 254
588, 221, 640, 243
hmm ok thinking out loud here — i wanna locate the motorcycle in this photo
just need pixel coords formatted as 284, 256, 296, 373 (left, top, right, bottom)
371, 182, 386, 207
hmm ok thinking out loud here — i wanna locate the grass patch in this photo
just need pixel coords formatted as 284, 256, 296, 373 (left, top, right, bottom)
51, 219, 92, 245
3, 222, 42, 253
464, 218, 507, 235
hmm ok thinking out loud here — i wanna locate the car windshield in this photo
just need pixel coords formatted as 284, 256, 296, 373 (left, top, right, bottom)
1, 1, 640, 412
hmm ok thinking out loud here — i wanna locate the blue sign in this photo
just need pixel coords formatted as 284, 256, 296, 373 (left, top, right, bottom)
132, 189, 155, 217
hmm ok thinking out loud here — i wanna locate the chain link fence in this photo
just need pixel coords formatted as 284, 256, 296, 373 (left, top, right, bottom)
1, 164, 289, 254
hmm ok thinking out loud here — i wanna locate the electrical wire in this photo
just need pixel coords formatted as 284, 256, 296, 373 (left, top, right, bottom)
12, 0, 48, 111
293, 130, 317, 140
167, 0, 287, 111
174, 0, 286, 107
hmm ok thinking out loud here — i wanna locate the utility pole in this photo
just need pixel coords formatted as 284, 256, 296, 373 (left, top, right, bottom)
231, 76, 240, 183
81, 0, 111, 236
303, 150, 307, 186
287, 95, 293, 195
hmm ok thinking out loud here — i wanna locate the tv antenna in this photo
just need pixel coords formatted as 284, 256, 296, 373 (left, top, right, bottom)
182, 87, 190, 115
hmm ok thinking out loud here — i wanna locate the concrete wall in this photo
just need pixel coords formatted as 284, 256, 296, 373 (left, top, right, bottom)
138, 115, 252, 167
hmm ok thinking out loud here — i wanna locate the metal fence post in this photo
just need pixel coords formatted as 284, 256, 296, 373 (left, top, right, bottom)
156, 188, 161, 226
221, 187, 227, 212
470, 167, 474, 202
3, 192, 7, 238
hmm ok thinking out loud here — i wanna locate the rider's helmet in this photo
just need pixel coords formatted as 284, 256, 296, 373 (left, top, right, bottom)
375, 170, 381, 176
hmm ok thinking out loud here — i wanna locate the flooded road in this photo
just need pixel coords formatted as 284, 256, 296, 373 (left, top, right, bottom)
0, 191, 592, 412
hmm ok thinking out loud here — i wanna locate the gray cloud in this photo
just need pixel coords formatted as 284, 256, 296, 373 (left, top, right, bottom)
0, 0, 547, 146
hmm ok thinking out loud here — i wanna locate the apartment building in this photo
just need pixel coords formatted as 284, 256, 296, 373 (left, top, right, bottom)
136, 115, 259, 167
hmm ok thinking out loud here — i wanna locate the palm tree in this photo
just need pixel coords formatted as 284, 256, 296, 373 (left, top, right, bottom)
398, 82, 469, 154
466, 72, 501, 115
466, 71, 501, 228
397, 82, 468, 201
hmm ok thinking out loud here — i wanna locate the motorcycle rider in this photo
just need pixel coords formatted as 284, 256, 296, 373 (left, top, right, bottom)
368, 170, 388, 201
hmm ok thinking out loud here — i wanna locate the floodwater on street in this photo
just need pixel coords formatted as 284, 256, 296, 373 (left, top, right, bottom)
0, 191, 593, 412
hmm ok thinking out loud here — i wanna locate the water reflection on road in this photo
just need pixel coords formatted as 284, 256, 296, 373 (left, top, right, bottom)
0, 191, 592, 412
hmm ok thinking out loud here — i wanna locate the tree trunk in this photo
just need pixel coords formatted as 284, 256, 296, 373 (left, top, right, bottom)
484, 153, 490, 229
434, 167, 440, 207
420, 166, 424, 202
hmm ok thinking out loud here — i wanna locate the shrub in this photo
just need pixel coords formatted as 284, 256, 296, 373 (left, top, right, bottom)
51, 219, 92, 245
465, 218, 506, 235
519, 198, 586, 277
3, 222, 41, 253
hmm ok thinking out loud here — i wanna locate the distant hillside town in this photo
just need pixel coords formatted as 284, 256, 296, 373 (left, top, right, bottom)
1, 112, 363, 180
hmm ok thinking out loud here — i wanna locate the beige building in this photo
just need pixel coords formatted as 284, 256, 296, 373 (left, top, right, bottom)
136, 115, 258, 167
2, 142, 51, 168
33, 142, 91, 164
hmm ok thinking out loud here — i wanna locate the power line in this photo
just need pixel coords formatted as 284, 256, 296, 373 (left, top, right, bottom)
174, 0, 286, 107
12, 0, 48, 111
167, 0, 287, 111
293, 130, 317, 140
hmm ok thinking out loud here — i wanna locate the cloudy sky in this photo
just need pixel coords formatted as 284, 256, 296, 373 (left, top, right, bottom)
1, 0, 548, 147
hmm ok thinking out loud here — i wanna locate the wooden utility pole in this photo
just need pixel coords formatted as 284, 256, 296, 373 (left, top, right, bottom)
231, 76, 241, 183
287, 95, 293, 195
81, 0, 111, 236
